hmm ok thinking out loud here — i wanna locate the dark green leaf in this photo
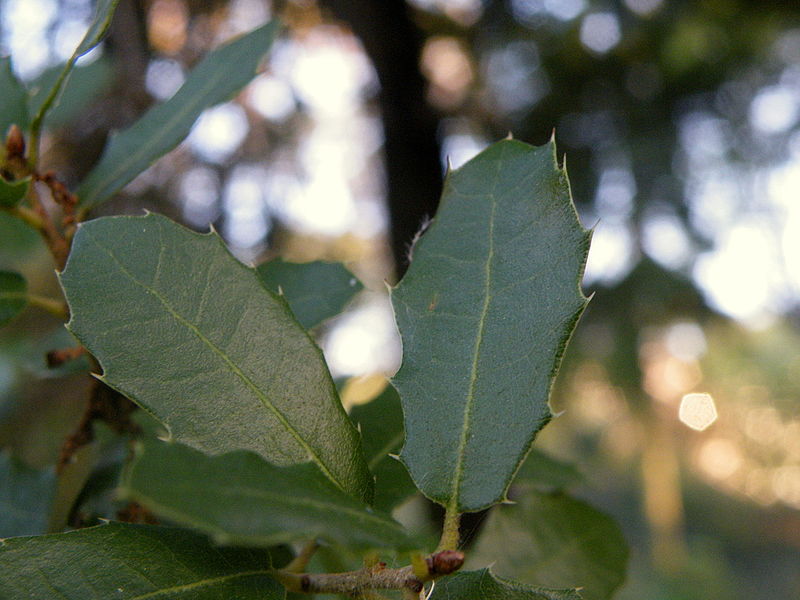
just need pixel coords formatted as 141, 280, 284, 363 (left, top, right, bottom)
0, 57, 28, 135
513, 447, 583, 492
0, 452, 56, 537
59, 213, 372, 502
28, 58, 114, 129
350, 385, 417, 512
469, 493, 628, 600
0, 522, 284, 599
121, 439, 413, 550
0, 176, 30, 209
0, 271, 26, 326
77, 22, 278, 211
257, 258, 363, 329
431, 569, 582, 600
392, 139, 591, 512
29, 0, 120, 133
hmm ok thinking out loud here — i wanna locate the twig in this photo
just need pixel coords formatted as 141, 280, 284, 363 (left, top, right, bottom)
284, 540, 320, 573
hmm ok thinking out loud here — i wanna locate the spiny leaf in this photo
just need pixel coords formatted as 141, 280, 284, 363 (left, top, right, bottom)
431, 569, 583, 600
257, 258, 363, 329
0, 271, 26, 326
392, 138, 591, 512
0, 452, 56, 537
121, 439, 413, 550
0, 522, 284, 599
59, 213, 373, 503
77, 21, 278, 212
468, 492, 628, 600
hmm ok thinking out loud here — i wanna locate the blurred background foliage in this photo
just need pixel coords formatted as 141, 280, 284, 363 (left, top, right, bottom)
1, 0, 799, 598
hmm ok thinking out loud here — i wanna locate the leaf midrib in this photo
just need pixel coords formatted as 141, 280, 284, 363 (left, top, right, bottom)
81, 229, 343, 492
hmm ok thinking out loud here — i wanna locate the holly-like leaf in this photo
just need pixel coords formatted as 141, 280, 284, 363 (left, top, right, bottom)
29, 0, 120, 134
392, 139, 591, 512
121, 439, 413, 550
350, 385, 417, 512
0, 58, 28, 135
77, 21, 278, 212
0, 522, 284, 599
0, 271, 26, 326
59, 213, 373, 503
257, 258, 363, 330
0, 176, 30, 209
468, 493, 628, 600
431, 569, 582, 600
0, 452, 56, 537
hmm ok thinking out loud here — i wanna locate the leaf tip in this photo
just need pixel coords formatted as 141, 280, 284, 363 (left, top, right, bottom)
504, 131, 514, 140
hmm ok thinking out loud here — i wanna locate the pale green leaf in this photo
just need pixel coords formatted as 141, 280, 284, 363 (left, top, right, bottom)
59, 213, 373, 502
468, 492, 628, 600
0, 57, 28, 135
77, 22, 278, 211
257, 258, 363, 329
0, 452, 56, 537
431, 569, 582, 600
121, 439, 413, 550
0, 522, 285, 599
392, 139, 591, 512
0, 176, 30, 209
350, 385, 417, 512
0, 271, 26, 326
29, 0, 119, 134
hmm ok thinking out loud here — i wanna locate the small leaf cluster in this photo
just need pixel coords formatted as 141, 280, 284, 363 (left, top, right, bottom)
0, 4, 628, 599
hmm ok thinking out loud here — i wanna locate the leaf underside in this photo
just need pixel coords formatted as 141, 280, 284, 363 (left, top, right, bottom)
392, 139, 591, 512
469, 492, 628, 600
122, 439, 412, 550
0, 452, 56, 537
431, 569, 583, 600
59, 213, 372, 503
0, 522, 284, 600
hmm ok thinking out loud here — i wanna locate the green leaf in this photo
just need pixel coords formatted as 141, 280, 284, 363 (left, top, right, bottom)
0, 176, 30, 209
121, 439, 413, 550
59, 213, 373, 503
257, 258, 363, 329
513, 447, 583, 492
0, 452, 56, 537
77, 21, 279, 212
350, 385, 417, 512
0, 57, 28, 135
431, 569, 582, 600
468, 493, 628, 600
28, 58, 114, 129
392, 139, 591, 512
0, 271, 26, 326
29, 0, 120, 135
0, 522, 284, 599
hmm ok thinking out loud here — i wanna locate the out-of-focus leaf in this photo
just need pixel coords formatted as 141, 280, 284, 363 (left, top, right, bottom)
0, 271, 26, 326
257, 258, 362, 329
0, 177, 30, 209
469, 492, 628, 600
513, 447, 583, 492
29, 0, 119, 133
77, 21, 278, 212
28, 58, 113, 129
0, 522, 284, 599
431, 569, 582, 600
350, 385, 417, 512
121, 439, 413, 550
392, 139, 591, 512
0, 452, 56, 537
59, 213, 373, 503
0, 57, 28, 135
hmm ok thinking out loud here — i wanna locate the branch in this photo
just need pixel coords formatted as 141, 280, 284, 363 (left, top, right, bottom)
272, 549, 464, 596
